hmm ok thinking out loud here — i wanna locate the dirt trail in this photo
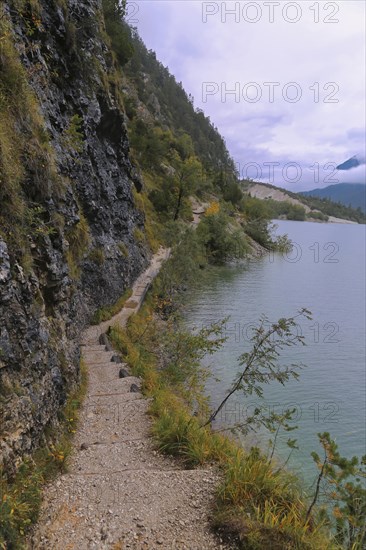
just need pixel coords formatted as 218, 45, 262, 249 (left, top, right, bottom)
30, 247, 231, 550
82, 247, 170, 347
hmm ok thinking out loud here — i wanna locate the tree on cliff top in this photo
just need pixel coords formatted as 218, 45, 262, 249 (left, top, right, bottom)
102, 0, 133, 65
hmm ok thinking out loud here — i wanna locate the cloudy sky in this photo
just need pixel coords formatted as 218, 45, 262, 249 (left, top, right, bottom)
132, 1, 365, 191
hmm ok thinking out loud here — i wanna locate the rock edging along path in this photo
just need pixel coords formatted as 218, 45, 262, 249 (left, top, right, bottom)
30, 247, 232, 549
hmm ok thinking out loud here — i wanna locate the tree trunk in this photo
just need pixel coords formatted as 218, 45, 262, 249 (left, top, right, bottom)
173, 184, 184, 221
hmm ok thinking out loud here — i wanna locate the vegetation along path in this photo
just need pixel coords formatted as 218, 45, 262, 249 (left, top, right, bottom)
30, 247, 232, 549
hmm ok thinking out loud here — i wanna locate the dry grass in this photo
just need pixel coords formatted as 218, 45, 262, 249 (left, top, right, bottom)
0, 360, 88, 548
109, 296, 337, 550
0, 7, 65, 267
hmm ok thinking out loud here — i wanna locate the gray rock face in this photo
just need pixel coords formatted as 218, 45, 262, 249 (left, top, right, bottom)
0, 0, 149, 472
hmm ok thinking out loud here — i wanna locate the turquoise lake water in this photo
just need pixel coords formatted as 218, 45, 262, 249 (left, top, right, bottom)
183, 220, 366, 486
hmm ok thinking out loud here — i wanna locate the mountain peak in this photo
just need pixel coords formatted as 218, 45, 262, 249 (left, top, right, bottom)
337, 154, 366, 171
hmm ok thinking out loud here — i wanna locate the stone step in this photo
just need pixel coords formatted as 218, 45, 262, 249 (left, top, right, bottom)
85, 361, 119, 369
83, 351, 114, 356
71, 463, 185, 478
81, 344, 107, 352
87, 359, 128, 370
90, 361, 128, 369
80, 395, 148, 439
86, 360, 121, 369
46, 468, 215, 515
87, 380, 141, 397
82, 351, 115, 361
88, 382, 125, 396
87, 364, 120, 380
83, 387, 144, 406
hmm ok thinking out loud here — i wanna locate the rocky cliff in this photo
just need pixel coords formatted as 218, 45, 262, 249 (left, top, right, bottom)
0, 0, 148, 472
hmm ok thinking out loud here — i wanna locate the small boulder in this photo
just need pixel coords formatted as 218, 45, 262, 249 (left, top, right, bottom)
130, 383, 140, 393
119, 368, 129, 379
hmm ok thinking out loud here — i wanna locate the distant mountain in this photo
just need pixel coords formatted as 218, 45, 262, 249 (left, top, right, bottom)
301, 183, 366, 213
336, 155, 365, 171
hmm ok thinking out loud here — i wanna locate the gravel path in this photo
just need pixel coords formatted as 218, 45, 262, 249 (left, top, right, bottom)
29, 248, 232, 550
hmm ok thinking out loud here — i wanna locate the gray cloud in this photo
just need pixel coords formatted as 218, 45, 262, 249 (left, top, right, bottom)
135, 1, 365, 189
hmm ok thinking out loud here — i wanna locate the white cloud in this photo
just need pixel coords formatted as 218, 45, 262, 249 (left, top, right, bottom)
135, 1, 365, 190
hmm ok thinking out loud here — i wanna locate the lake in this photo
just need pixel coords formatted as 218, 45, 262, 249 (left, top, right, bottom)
183, 220, 366, 485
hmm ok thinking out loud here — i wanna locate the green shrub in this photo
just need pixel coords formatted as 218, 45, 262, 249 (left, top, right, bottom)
123, 95, 137, 119
273, 233, 293, 253
197, 211, 248, 264
102, 0, 134, 65
286, 204, 306, 221
222, 181, 243, 205
308, 211, 329, 222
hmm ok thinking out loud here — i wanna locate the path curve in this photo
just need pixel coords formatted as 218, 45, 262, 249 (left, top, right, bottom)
82, 246, 170, 346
